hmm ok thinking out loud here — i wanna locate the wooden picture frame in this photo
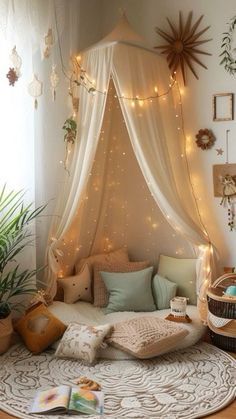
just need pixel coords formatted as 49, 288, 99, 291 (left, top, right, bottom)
213, 93, 234, 121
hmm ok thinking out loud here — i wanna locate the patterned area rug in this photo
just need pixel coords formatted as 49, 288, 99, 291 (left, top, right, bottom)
0, 342, 235, 419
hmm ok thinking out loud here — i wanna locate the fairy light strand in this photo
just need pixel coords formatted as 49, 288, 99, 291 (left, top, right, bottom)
72, 56, 177, 101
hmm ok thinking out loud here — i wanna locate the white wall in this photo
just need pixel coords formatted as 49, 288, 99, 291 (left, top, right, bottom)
100, 0, 236, 270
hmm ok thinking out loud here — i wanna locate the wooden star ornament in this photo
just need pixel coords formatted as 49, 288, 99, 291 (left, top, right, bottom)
155, 12, 212, 85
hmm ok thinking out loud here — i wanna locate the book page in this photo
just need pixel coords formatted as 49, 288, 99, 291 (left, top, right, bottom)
30, 385, 70, 414
68, 387, 104, 415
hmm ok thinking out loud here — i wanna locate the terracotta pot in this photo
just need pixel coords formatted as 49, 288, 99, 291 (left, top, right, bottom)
0, 313, 13, 355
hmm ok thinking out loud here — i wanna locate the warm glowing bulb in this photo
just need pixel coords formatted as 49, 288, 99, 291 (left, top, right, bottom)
154, 86, 158, 93
76, 55, 81, 62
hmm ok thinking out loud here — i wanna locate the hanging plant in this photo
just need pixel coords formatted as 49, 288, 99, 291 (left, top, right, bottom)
62, 118, 77, 144
220, 16, 236, 75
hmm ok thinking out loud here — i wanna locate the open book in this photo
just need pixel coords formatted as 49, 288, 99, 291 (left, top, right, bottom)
30, 385, 104, 415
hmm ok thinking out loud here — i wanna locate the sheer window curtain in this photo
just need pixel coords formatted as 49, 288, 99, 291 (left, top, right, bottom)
0, 0, 36, 272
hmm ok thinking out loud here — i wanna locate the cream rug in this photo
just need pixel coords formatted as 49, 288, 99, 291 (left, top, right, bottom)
0, 342, 235, 419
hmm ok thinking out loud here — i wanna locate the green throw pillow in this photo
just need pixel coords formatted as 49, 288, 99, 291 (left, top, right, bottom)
157, 255, 197, 305
152, 274, 177, 309
101, 267, 155, 314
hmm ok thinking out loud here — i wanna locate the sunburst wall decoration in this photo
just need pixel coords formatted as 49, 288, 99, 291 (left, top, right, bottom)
155, 12, 212, 85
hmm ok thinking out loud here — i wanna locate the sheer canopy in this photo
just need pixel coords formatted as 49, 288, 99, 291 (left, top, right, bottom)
46, 16, 217, 321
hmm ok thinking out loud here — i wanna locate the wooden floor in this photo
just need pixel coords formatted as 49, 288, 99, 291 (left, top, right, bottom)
0, 346, 235, 419
1, 400, 235, 419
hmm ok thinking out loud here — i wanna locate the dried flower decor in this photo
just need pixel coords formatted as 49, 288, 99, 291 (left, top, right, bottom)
195, 129, 215, 150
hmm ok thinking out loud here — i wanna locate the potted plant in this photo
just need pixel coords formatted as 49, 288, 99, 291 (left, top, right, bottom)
0, 185, 45, 354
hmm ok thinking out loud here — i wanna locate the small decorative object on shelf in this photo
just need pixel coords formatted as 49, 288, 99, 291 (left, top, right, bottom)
195, 128, 215, 150
155, 11, 212, 85
224, 285, 236, 297
165, 297, 192, 323
207, 273, 236, 352
220, 16, 236, 75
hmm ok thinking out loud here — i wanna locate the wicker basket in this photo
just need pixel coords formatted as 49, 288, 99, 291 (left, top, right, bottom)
207, 273, 236, 352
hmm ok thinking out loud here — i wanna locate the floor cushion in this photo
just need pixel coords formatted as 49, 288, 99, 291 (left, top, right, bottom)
48, 302, 206, 360
106, 316, 189, 358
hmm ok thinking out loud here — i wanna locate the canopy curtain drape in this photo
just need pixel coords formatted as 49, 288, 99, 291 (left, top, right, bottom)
47, 46, 113, 296
111, 44, 216, 320
46, 42, 217, 321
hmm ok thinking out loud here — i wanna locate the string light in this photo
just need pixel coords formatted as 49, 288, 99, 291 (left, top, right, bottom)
71, 55, 177, 102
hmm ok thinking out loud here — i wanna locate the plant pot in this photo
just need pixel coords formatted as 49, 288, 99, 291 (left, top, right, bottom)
0, 313, 13, 355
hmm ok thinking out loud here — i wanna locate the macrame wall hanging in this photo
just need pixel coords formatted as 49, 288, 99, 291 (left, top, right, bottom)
213, 130, 236, 231
28, 74, 43, 109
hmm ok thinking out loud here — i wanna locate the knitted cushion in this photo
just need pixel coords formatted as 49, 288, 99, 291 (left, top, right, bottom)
106, 317, 189, 359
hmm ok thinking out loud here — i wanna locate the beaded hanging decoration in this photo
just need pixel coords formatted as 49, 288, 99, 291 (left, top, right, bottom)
219, 130, 236, 231
50, 65, 59, 101
43, 28, 54, 58
220, 174, 236, 231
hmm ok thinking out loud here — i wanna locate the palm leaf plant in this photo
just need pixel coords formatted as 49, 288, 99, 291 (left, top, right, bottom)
0, 185, 46, 319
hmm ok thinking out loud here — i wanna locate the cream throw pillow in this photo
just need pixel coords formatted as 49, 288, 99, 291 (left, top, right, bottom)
158, 255, 197, 305
55, 323, 111, 363
93, 260, 150, 307
57, 264, 91, 303
75, 248, 129, 275
106, 317, 189, 359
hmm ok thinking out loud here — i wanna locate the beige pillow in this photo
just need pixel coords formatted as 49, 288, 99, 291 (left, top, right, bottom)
106, 317, 189, 359
158, 255, 197, 305
55, 322, 111, 363
93, 260, 150, 307
75, 248, 129, 275
57, 264, 91, 303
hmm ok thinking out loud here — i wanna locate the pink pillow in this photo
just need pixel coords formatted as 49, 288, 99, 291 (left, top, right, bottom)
93, 260, 150, 307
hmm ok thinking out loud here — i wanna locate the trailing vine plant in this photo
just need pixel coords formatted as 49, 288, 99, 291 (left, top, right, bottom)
220, 16, 236, 74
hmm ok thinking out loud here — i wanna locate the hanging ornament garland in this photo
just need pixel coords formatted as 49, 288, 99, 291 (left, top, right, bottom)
28, 74, 43, 109
219, 174, 236, 230
62, 117, 77, 173
43, 28, 54, 59
50, 65, 59, 101
6, 46, 22, 86
213, 130, 236, 231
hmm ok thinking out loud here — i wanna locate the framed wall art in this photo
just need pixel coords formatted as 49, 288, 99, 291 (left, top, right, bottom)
212, 163, 236, 197
212, 93, 234, 121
